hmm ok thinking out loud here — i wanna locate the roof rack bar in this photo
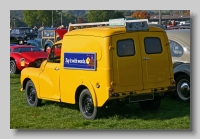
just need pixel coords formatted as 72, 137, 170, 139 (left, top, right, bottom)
68, 19, 149, 32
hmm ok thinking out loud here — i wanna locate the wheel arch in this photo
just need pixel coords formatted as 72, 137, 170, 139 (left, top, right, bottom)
74, 78, 97, 106
22, 78, 31, 90
10, 57, 21, 72
174, 71, 190, 80
44, 40, 54, 51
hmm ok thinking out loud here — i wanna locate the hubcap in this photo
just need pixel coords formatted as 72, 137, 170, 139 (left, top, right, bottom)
177, 79, 190, 100
82, 95, 94, 117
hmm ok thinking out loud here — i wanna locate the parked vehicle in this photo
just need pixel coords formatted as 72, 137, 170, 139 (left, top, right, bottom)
10, 38, 48, 74
27, 28, 68, 52
167, 23, 190, 30
148, 24, 167, 30
10, 27, 37, 42
166, 29, 190, 102
20, 20, 175, 120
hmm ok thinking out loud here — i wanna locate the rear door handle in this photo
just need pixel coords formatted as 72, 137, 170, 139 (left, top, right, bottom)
54, 67, 60, 71
143, 57, 151, 60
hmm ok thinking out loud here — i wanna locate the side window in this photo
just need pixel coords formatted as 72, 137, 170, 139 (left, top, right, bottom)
117, 39, 135, 57
144, 37, 162, 54
48, 44, 62, 63
13, 48, 19, 52
169, 40, 184, 57
15, 29, 20, 35
11, 29, 15, 34
49, 31, 54, 37
43, 31, 49, 37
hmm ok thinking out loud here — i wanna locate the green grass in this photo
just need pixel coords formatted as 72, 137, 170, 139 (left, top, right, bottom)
10, 74, 190, 129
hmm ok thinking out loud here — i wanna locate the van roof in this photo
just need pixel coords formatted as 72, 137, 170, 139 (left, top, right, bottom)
65, 26, 165, 37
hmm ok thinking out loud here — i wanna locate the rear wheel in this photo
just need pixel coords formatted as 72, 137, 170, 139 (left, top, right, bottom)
79, 89, 102, 120
174, 74, 190, 102
25, 80, 42, 107
139, 97, 161, 110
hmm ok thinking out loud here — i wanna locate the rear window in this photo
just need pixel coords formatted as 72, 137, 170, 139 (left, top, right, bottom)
144, 37, 162, 54
43, 31, 54, 37
117, 39, 135, 57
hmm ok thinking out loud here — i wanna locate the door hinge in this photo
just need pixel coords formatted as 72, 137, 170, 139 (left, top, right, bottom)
165, 42, 169, 46
109, 46, 114, 50
111, 81, 116, 86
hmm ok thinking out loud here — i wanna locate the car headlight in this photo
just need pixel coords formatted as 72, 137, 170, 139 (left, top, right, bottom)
19, 40, 23, 45
20, 58, 25, 67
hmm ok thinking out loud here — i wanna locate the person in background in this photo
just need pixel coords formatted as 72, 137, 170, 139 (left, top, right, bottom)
38, 24, 44, 31
33, 26, 38, 32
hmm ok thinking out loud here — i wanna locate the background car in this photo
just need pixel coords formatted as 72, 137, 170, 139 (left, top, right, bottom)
166, 29, 190, 102
27, 28, 68, 52
10, 27, 37, 42
10, 44, 48, 74
148, 23, 167, 30
167, 23, 190, 30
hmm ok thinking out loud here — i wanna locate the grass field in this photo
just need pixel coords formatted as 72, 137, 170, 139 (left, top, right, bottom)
10, 74, 190, 129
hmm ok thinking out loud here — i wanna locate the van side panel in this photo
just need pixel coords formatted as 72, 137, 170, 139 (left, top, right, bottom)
59, 35, 111, 107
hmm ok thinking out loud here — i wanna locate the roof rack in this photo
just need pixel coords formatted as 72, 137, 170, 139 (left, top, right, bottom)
68, 19, 149, 32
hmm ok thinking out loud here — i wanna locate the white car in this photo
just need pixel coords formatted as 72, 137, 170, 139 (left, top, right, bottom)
166, 29, 190, 102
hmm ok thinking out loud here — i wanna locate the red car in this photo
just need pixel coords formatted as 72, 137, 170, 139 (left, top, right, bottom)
10, 45, 48, 74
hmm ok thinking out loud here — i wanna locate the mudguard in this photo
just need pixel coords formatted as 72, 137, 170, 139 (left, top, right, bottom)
174, 62, 190, 76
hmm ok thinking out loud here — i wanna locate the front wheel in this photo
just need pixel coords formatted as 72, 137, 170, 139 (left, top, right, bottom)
79, 89, 102, 120
174, 74, 190, 102
25, 80, 42, 107
10, 60, 19, 74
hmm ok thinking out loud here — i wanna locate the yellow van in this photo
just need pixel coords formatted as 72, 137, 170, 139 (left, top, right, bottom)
20, 19, 175, 120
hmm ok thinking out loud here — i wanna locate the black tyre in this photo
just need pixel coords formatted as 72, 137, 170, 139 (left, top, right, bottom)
25, 80, 42, 107
10, 60, 19, 74
79, 89, 102, 120
174, 74, 190, 102
139, 97, 161, 111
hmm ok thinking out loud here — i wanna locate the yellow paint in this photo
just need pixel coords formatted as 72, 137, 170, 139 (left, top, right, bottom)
20, 25, 174, 107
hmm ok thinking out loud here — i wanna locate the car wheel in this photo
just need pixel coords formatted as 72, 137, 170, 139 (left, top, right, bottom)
139, 97, 161, 110
174, 74, 190, 102
79, 89, 102, 120
10, 60, 19, 74
25, 80, 42, 107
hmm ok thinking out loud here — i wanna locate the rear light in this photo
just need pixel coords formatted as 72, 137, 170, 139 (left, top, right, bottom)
171, 79, 176, 85
109, 88, 114, 93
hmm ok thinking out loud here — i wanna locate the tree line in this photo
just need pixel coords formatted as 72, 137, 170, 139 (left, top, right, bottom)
10, 10, 190, 28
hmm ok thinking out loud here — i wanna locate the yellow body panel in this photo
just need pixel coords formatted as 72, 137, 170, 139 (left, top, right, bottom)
20, 25, 174, 107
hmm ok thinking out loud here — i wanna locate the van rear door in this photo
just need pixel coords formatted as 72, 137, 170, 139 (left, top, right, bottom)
138, 31, 172, 89
111, 33, 143, 92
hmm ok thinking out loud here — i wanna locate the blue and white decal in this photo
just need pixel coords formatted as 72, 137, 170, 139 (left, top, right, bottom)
64, 52, 96, 70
